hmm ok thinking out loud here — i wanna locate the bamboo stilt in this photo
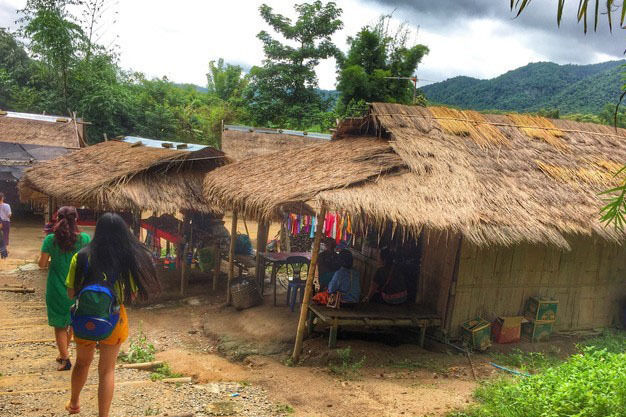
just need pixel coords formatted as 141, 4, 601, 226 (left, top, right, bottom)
226, 211, 238, 305
292, 206, 326, 363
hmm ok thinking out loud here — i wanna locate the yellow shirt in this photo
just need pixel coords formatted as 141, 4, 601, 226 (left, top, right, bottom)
66, 253, 138, 305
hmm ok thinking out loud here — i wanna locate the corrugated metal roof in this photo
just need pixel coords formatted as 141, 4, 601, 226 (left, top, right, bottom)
121, 136, 208, 152
3, 111, 70, 123
224, 124, 331, 140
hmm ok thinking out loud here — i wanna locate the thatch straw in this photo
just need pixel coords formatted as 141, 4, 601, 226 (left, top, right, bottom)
428, 106, 509, 148
203, 137, 406, 221
222, 129, 325, 161
507, 113, 566, 150
0, 116, 80, 148
19, 141, 227, 213
203, 102, 626, 249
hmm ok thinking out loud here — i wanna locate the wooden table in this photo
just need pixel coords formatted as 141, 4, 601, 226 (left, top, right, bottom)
259, 252, 311, 306
307, 304, 441, 348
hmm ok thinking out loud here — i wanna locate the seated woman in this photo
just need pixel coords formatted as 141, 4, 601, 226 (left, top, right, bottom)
327, 249, 361, 306
366, 247, 408, 305
316, 237, 340, 290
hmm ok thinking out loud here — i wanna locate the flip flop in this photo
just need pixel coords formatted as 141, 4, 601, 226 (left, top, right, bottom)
57, 358, 72, 371
56, 357, 63, 364
65, 401, 80, 414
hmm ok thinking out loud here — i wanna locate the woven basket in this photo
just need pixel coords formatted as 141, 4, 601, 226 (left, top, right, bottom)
231, 279, 263, 310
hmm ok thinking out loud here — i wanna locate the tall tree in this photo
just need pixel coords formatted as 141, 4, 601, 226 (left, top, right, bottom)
207, 58, 247, 102
245, 1, 343, 128
336, 16, 429, 116
18, 0, 85, 110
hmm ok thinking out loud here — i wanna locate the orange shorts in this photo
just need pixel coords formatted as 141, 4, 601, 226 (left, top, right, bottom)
74, 305, 129, 346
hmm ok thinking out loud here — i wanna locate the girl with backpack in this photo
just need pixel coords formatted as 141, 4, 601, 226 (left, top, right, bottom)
65, 213, 160, 416
38, 206, 91, 371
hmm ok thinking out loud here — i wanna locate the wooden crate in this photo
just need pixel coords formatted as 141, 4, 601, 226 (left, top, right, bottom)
522, 320, 553, 342
525, 296, 558, 322
461, 318, 491, 351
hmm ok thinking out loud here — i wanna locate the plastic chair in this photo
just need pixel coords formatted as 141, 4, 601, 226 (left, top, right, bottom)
285, 256, 310, 312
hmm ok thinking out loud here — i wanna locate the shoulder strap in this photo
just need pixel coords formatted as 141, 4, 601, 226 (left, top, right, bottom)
75, 250, 89, 290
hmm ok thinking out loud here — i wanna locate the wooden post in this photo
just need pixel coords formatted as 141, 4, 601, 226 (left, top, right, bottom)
280, 222, 291, 252
179, 214, 190, 296
292, 206, 326, 363
255, 221, 269, 288
226, 211, 238, 305
132, 211, 141, 238
212, 242, 220, 292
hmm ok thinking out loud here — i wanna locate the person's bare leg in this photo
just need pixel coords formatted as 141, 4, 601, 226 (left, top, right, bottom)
97, 343, 121, 417
54, 327, 70, 359
69, 343, 95, 410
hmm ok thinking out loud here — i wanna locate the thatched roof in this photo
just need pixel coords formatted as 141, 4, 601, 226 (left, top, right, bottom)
20, 140, 228, 213
222, 127, 327, 161
0, 113, 82, 148
204, 103, 626, 249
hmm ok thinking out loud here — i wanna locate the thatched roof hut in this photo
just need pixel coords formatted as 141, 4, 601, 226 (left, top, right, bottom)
221, 125, 329, 161
206, 103, 626, 340
0, 111, 84, 148
20, 140, 228, 213
206, 103, 626, 249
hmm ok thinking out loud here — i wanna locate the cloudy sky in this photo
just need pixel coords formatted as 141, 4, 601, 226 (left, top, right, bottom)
0, 0, 623, 89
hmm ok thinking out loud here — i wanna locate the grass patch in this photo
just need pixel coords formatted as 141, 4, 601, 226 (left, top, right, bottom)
577, 329, 626, 354
449, 347, 626, 417
328, 346, 366, 379
150, 363, 183, 381
119, 328, 156, 363
490, 348, 562, 374
275, 404, 295, 414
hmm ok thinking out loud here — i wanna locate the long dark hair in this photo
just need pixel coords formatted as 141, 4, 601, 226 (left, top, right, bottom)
87, 213, 160, 302
53, 206, 79, 252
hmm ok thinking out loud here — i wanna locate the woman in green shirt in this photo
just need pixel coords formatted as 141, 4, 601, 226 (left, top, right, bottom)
38, 206, 90, 371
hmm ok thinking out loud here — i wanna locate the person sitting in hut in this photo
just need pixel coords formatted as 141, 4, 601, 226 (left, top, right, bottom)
327, 249, 361, 306
365, 247, 408, 305
316, 237, 340, 291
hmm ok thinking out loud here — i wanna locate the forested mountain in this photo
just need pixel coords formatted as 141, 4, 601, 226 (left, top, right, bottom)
421, 60, 625, 114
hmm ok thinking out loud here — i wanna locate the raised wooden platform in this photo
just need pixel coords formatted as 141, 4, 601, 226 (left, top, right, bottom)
307, 304, 441, 348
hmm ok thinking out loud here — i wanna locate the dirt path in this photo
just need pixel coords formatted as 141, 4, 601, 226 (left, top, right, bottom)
0, 269, 279, 417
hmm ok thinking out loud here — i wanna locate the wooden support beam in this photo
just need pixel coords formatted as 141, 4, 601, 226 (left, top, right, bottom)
212, 242, 220, 292
226, 211, 238, 305
255, 221, 269, 288
292, 206, 326, 363
180, 243, 188, 296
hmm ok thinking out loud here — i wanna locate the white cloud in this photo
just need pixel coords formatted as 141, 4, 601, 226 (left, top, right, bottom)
0, 0, 622, 89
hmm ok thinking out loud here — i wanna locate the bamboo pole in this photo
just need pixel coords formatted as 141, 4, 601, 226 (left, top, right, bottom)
255, 221, 269, 288
0, 288, 35, 293
292, 206, 326, 363
226, 211, 238, 305
212, 242, 220, 292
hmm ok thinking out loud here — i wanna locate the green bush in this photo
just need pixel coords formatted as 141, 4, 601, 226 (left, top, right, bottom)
119, 329, 156, 363
450, 348, 626, 417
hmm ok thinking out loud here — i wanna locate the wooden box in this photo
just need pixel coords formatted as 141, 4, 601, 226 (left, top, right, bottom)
492, 316, 527, 344
525, 296, 558, 322
522, 320, 553, 342
461, 318, 491, 351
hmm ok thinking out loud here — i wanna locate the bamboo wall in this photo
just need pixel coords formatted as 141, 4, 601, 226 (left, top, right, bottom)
448, 236, 626, 337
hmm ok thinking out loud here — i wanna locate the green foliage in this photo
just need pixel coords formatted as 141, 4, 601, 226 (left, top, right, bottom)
336, 15, 429, 116
449, 348, 626, 417
275, 404, 295, 415
600, 166, 626, 230
578, 330, 626, 354
490, 348, 561, 374
207, 58, 247, 103
328, 346, 366, 379
119, 329, 156, 363
150, 362, 182, 381
422, 61, 625, 115
244, 1, 342, 129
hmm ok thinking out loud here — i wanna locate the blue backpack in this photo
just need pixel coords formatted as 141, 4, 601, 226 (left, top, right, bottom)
70, 251, 120, 341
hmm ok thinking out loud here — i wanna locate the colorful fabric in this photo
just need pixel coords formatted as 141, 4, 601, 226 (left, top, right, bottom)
42, 232, 91, 328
